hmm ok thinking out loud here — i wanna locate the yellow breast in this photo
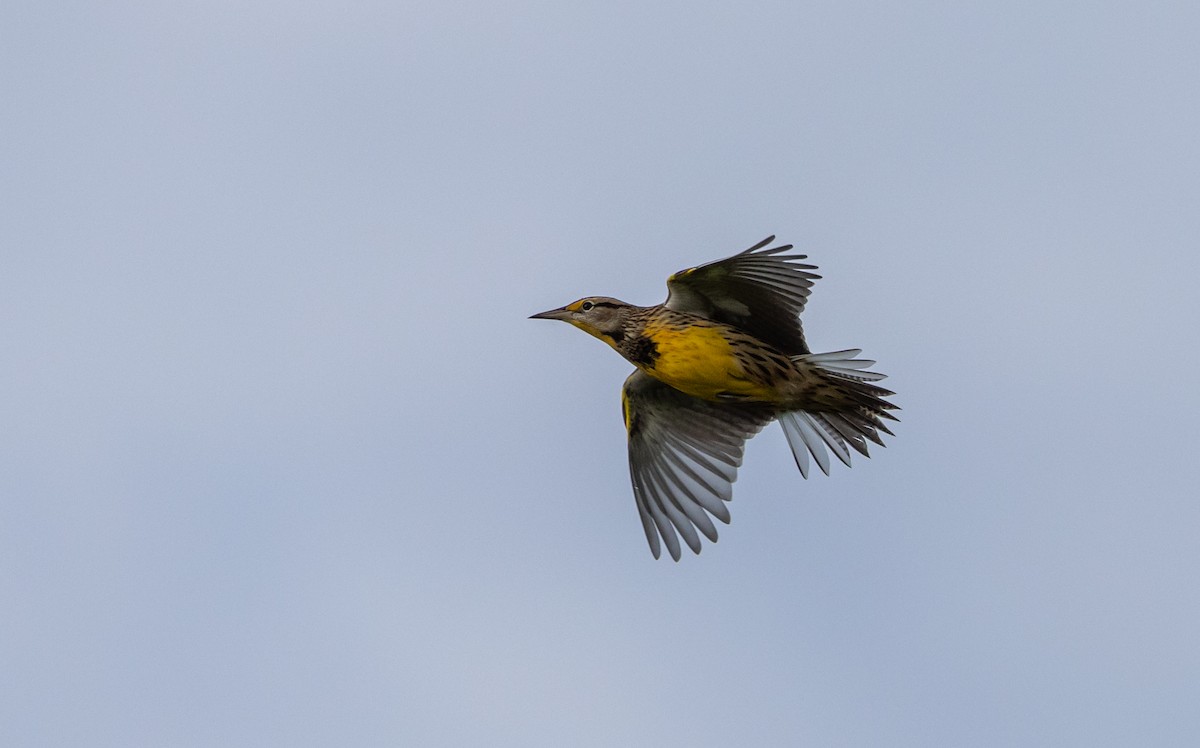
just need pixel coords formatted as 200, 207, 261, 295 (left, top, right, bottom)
639, 322, 777, 402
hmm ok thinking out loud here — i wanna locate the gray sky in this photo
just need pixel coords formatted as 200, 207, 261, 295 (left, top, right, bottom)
3, 2, 1199, 745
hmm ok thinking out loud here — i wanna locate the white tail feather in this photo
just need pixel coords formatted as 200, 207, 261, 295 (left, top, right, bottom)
796, 349, 888, 381
777, 349, 897, 478
779, 411, 834, 477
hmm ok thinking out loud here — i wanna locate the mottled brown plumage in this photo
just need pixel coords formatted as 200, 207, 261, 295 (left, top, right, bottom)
532, 236, 899, 560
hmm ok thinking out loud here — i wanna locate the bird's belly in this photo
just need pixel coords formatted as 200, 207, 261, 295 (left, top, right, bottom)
638, 325, 776, 402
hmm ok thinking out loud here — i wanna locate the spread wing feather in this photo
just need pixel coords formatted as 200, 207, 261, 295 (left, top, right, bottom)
664, 236, 820, 355
622, 370, 774, 560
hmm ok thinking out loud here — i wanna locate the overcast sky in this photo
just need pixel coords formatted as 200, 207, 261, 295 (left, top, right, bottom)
3, 2, 1199, 746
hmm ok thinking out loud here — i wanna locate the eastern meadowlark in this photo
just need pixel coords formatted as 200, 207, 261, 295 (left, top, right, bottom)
531, 236, 898, 560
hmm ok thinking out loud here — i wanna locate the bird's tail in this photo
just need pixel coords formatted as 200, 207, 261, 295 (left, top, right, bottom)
778, 349, 900, 478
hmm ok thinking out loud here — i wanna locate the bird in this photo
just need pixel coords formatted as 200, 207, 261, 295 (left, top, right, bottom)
530, 236, 898, 560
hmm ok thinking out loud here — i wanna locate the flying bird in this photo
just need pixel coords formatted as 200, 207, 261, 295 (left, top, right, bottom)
531, 236, 898, 560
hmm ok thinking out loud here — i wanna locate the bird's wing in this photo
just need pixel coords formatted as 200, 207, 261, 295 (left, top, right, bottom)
664, 236, 820, 355
621, 370, 774, 561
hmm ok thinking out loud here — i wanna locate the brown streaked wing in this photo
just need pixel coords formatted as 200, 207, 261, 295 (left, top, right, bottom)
621, 370, 774, 560
663, 236, 820, 355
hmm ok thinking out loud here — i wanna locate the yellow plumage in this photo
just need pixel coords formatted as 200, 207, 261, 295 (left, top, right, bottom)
635, 320, 777, 402
531, 236, 898, 560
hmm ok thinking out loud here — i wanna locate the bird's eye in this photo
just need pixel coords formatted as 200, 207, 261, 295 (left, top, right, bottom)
581, 301, 595, 311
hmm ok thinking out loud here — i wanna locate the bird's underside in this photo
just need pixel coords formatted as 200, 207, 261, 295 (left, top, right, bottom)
532, 236, 899, 560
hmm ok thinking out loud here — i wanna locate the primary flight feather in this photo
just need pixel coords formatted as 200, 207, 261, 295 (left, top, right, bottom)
531, 236, 898, 560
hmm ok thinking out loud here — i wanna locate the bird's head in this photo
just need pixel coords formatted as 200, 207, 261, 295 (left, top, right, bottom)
529, 297, 633, 347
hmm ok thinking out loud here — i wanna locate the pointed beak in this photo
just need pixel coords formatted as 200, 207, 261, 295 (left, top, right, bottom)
529, 306, 571, 321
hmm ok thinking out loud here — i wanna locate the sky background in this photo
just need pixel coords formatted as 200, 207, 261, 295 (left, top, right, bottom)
3, 1, 1199, 746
